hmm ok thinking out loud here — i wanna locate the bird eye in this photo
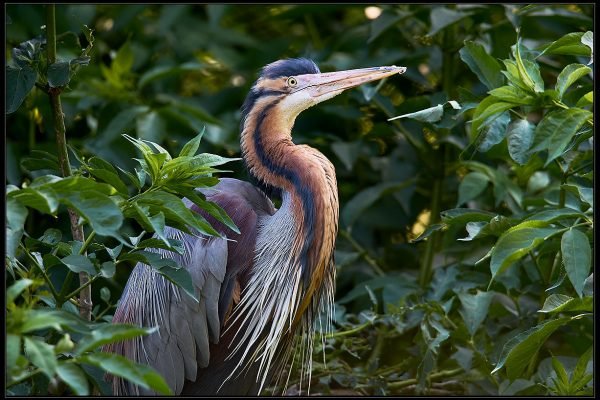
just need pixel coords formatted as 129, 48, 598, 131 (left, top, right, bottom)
287, 77, 298, 87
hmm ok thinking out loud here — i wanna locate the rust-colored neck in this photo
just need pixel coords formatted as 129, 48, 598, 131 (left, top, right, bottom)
240, 100, 339, 318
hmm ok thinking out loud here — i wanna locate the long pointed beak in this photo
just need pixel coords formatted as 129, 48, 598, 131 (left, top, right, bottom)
297, 65, 406, 99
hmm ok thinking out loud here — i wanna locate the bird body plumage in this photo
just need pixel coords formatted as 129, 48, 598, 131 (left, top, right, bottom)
106, 58, 405, 395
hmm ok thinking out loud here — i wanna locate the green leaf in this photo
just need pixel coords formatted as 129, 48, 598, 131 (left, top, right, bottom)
61, 254, 97, 275
8, 187, 60, 215
7, 334, 21, 377
133, 203, 169, 245
134, 190, 220, 237
457, 221, 487, 241
100, 286, 111, 302
7, 278, 34, 304
19, 309, 91, 333
459, 41, 504, 90
138, 61, 204, 88
492, 316, 572, 379
47, 61, 71, 88
178, 128, 205, 157
470, 95, 517, 135
555, 64, 592, 100
488, 86, 535, 105
21, 310, 66, 333
411, 223, 445, 243
342, 181, 412, 227
440, 207, 496, 226
24, 337, 58, 379
427, 7, 472, 36
135, 110, 166, 143
112, 40, 134, 75
117, 166, 143, 191
156, 265, 198, 302
506, 119, 535, 165
477, 111, 510, 152
539, 32, 592, 58
101, 261, 116, 278
185, 153, 239, 168
580, 31, 593, 64
524, 208, 584, 223
389, 104, 443, 122
457, 172, 489, 206
80, 352, 172, 395
330, 141, 362, 170
60, 190, 124, 238
368, 10, 408, 43
119, 250, 177, 268
6, 197, 28, 258
75, 324, 156, 355
180, 189, 240, 234
575, 91, 593, 107
572, 346, 593, 384
458, 290, 495, 336
95, 107, 149, 147
57, 362, 89, 395
490, 221, 560, 279
552, 357, 569, 385
137, 237, 183, 254
160, 94, 221, 126
6, 65, 37, 114
561, 229, 591, 298
86, 157, 130, 196
530, 108, 592, 166
539, 294, 592, 313
21, 149, 60, 173
514, 38, 538, 93
562, 182, 593, 208
502, 59, 533, 93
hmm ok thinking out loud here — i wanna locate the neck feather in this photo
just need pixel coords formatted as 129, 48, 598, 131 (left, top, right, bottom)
240, 101, 338, 298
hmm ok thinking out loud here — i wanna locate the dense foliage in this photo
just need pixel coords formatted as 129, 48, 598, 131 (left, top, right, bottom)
5, 4, 593, 396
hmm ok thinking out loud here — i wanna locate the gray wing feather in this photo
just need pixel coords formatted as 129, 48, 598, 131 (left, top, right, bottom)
170, 302, 197, 381
108, 230, 229, 395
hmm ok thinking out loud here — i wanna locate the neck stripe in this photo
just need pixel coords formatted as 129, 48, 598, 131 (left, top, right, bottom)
251, 102, 315, 286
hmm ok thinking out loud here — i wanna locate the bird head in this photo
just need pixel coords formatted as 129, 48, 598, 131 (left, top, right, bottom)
241, 58, 406, 130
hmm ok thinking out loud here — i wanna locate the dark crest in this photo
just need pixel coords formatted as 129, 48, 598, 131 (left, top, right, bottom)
260, 58, 320, 79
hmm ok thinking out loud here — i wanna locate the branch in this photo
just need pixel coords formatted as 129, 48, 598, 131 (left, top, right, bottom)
46, 4, 92, 321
